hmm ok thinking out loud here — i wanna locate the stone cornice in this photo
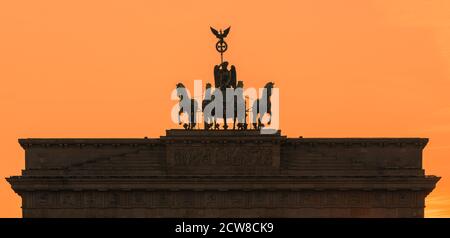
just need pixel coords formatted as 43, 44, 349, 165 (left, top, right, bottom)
18, 137, 429, 149
18, 138, 162, 149
284, 138, 428, 148
7, 175, 440, 193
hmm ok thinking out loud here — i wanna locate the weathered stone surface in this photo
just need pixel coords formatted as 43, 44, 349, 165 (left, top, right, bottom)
6, 130, 439, 217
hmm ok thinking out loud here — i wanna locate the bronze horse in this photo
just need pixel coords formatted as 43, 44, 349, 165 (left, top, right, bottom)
251, 82, 274, 130
202, 83, 217, 130
176, 83, 198, 130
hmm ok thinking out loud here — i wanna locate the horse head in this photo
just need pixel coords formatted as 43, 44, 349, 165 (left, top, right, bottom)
176, 83, 185, 89
176, 83, 187, 100
264, 82, 275, 89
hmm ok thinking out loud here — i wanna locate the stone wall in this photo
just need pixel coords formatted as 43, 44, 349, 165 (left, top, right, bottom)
7, 130, 439, 218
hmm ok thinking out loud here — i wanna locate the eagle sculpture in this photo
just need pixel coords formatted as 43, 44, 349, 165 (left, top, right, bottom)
210, 27, 231, 40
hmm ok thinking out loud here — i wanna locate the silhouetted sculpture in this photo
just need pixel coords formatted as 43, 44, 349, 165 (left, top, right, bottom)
210, 27, 230, 41
176, 26, 274, 130
212, 62, 241, 130
213, 61, 237, 90
235, 81, 248, 130
210, 27, 241, 130
176, 83, 198, 130
210, 27, 230, 63
202, 83, 216, 130
251, 82, 274, 129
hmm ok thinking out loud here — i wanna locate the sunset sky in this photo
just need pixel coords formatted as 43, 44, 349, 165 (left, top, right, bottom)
0, 0, 449, 217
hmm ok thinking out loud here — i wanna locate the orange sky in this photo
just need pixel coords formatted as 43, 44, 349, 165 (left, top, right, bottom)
0, 0, 449, 217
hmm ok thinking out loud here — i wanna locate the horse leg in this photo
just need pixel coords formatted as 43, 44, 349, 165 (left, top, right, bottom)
206, 114, 211, 129
178, 109, 183, 125
251, 111, 256, 130
223, 113, 228, 130
252, 112, 259, 130
214, 118, 219, 130
252, 113, 257, 130
189, 112, 194, 130
251, 100, 259, 130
